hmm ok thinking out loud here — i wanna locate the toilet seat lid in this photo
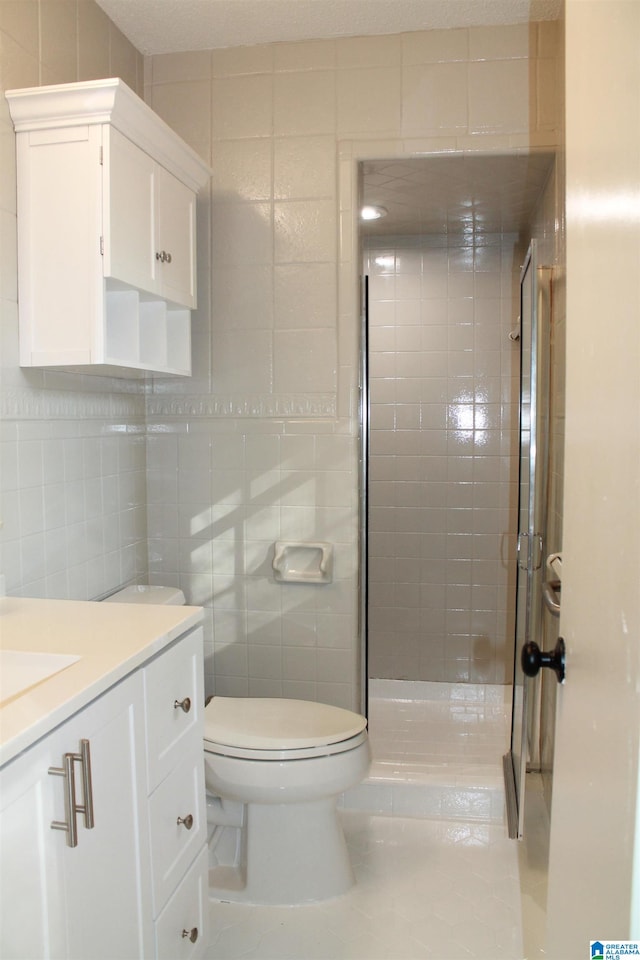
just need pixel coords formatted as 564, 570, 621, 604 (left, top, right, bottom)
204, 697, 367, 750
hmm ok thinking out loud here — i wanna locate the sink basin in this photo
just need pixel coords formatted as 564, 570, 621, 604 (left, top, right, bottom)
0, 650, 80, 704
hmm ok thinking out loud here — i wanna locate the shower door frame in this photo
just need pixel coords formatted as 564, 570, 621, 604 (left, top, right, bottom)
358, 274, 369, 717
504, 240, 552, 839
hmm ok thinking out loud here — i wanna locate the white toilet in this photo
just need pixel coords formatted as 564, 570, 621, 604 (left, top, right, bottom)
203, 695, 370, 905
104, 584, 371, 906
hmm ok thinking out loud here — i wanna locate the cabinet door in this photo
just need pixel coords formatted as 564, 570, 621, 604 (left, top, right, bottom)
0, 672, 153, 960
0, 732, 68, 959
58, 671, 153, 960
156, 166, 197, 309
105, 127, 158, 296
16, 124, 104, 367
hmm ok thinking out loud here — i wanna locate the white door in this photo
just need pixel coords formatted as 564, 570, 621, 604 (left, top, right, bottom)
546, 2, 640, 956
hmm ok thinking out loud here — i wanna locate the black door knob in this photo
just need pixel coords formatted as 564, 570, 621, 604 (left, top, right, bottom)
521, 637, 566, 683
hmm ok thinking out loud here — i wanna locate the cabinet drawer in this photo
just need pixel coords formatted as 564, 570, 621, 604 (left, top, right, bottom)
145, 627, 204, 791
149, 750, 206, 914
155, 845, 208, 960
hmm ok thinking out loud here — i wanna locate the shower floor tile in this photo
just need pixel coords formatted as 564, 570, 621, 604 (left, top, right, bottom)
342, 683, 512, 821
204, 811, 524, 960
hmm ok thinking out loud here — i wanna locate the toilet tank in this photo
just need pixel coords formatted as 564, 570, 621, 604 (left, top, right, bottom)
103, 585, 186, 605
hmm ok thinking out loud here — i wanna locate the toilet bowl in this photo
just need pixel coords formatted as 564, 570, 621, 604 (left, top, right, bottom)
103, 584, 371, 906
204, 696, 370, 905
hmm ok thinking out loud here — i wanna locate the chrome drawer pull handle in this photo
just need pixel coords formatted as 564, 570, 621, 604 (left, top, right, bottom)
49, 752, 78, 847
173, 697, 191, 713
48, 739, 95, 847
177, 814, 194, 830
79, 739, 95, 829
182, 928, 198, 943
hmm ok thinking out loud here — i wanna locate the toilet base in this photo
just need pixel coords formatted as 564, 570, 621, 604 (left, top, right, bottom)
208, 798, 354, 905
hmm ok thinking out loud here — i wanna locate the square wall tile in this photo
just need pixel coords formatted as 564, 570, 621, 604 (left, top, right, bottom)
212, 43, 273, 77
401, 62, 468, 137
212, 74, 273, 139
151, 80, 211, 150
211, 201, 273, 266
337, 66, 402, 136
77, 0, 110, 81
211, 330, 273, 394
212, 264, 274, 330
274, 199, 336, 263
274, 263, 337, 328
468, 59, 530, 135
402, 28, 469, 64
274, 71, 336, 136
39, 0, 78, 82
273, 136, 336, 200
212, 138, 272, 201
274, 38, 336, 72
469, 23, 532, 60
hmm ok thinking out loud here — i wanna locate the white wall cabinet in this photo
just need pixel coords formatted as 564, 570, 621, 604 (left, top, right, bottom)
6, 79, 210, 378
106, 127, 197, 310
0, 625, 207, 960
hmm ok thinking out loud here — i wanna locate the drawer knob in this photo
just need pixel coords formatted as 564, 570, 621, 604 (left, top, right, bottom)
177, 813, 194, 830
182, 927, 198, 943
173, 697, 191, 713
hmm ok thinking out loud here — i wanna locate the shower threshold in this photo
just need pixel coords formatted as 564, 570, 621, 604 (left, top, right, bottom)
340, 680, 511, 824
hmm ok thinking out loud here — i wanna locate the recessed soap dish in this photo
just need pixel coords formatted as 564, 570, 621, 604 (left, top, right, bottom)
272, 541, 333, 584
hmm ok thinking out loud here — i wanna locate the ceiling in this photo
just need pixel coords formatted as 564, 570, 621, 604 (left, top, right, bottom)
361, 153, 555, 239
95, 0, 561, 55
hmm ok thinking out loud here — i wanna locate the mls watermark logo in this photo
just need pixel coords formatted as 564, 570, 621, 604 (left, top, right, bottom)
591, 942, 640, 959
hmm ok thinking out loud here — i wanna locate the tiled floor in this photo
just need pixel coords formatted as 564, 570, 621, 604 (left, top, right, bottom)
205, 682, 547, 960
205, 814, 523, 960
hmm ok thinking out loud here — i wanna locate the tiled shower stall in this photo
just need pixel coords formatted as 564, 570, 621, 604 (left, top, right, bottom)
366, 233, 520, 685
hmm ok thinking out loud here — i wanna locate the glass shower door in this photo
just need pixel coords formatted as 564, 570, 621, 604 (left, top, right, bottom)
504, 240, 550, 839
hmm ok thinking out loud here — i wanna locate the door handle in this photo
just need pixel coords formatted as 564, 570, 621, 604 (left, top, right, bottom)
521, 637, 565, 684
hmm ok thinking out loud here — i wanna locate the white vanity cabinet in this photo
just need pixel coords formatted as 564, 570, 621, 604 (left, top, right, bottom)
6, 78, 211, 378
0, 624, 208, 960
0, 670, 154, 959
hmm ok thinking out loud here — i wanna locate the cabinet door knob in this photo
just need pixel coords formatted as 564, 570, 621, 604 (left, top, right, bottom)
173, 696, 191, 713
177, 814, 194, 830
181, 928, 198, 943
165, 251, 172, 263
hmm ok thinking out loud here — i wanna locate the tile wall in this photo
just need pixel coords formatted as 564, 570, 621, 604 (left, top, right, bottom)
0, 2, 560, 711
366, 233, 520, 683
145, 22, 560, 706
0, 0, 147, 601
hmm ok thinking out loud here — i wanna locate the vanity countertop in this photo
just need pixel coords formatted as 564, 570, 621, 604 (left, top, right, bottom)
0, 595, 203, 767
